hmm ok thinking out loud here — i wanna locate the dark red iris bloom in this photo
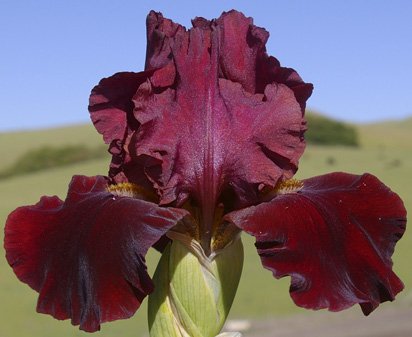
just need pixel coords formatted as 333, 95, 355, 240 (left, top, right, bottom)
4, 10, 406, 333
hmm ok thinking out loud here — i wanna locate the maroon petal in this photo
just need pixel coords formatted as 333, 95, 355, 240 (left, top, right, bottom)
89, 71, 159, 190
226, 172, 406, 314
4, 175, 187, 332
214, 10, 313, 111
215, 10, 269, 94
256, 56, 314, 113
91, 11, 312, 215
145, 11, 181, 71
134, 11, 309, 213
89, 71, 152, 144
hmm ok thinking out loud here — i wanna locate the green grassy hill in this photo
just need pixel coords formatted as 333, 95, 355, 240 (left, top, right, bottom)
0, 118, 410, 337
0, 124, 104, 169
358, 117, 412, 149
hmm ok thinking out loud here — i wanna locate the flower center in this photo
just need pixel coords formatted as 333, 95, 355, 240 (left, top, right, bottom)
107, 182, 158, 202
179, 199, 241, 253
107, 182, 241, 254
274, 178, 304, 194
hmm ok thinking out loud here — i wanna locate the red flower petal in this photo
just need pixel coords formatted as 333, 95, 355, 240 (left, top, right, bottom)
4, 175, 187, 332
146, 11, 181, 72
226, 172, 406, 314
256, 57, 314, 112
215, 10, 269, 94
89, 72, 159, 190
134, 11, 310, 213
215, 10, 313, 110
89, 71, 151, 144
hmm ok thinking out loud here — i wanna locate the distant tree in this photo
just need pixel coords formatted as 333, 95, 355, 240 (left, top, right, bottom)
305, 112, 359, 146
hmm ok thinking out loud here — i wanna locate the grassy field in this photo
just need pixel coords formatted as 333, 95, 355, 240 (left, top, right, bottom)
0, 124, 105, 169
0, 121, 410, 337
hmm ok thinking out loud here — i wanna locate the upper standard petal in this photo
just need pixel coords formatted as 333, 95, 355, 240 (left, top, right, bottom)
86, 10, 312, 254
226, 172, 407, 314
215, 9, 313, 109
4, 175, 187, 332
135, 10, 310, 215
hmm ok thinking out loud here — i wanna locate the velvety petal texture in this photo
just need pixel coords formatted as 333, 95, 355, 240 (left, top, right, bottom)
89, 71, 151, 144
4, 175, 187, 332
133, 11, 312, 215
89, 71, 155, 188
87, 11, 312, 211
227, 172, 406, 314
213, 10, 313, 111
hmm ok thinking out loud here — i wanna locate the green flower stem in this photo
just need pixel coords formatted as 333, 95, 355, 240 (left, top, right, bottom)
148, 234, 244, 337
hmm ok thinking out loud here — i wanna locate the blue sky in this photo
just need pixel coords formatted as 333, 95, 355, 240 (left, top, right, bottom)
1, 0, 411, 131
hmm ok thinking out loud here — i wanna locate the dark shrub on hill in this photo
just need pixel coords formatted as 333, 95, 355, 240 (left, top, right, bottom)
0, 144, 107, 179
305, 112, 359, 147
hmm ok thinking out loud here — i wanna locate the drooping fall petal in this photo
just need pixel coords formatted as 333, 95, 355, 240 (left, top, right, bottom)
133, 11, 311, 215
4, 175, 187, 332
226, 172, 407, 314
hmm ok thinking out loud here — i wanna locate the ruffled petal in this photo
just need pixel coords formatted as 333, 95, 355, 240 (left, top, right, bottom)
90, 11, 312, 214
215, 10, 269, 94
256, 56, 314, 112
215, 10, 314, 110
226, 172, 406, 314
4, 175, 187, 332
133, 11, 310, 212
89, 71, 152, 144
146, 10, 181, 72
89, 72, 160, 190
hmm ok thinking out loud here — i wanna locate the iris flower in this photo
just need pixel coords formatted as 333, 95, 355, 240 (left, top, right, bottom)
4, 10, 406, 336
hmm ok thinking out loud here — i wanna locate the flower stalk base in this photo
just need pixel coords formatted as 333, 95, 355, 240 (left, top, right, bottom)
148, 235, 244, 337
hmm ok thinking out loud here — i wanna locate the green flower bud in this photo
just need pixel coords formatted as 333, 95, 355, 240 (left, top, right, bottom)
148, 234, 244, 337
